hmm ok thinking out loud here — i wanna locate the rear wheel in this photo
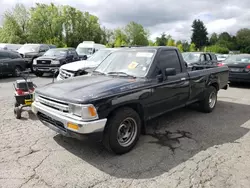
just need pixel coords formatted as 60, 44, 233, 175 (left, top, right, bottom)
14, 107, 21, 119
13, 66, 22, 77
199, 86, 217, 113
102, 107, 141, 154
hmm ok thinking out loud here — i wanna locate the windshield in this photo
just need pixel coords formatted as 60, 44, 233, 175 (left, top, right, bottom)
18, 44, 39, 53
76, 47, 93, 55
88, 49, 113, 62
224, 55, 250, 64
43, 49, 67, 57
95, 50, 155, 77
182, 52, 200, 63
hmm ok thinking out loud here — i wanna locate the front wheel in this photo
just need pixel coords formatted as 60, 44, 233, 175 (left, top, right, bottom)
34, 72, 44, 77
199, 86, 217, 113
102, 107, 141, 154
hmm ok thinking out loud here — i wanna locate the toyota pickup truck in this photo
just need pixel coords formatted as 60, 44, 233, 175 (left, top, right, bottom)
31, 47, 229, 154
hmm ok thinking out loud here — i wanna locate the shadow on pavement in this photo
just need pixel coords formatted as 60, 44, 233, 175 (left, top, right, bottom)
54, 100, 250, 179
229, 82, 250, 89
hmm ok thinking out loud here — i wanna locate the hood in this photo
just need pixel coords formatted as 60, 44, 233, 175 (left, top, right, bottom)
36, 56, 65, 61
35, 75, 150, 103
60, 60, 101, 72
17, 50, 38, 55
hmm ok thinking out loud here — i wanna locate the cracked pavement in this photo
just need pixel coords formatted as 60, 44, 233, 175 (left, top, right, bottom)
1, 76, 250, 188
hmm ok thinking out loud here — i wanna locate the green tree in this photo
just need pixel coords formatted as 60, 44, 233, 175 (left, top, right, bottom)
236, 28, 250, 53
113, 28, 128, 47
191, 19, 208, 50
209, 33, 218, 45
148, 40, 156, 46
182, 40, 190, 52
0, 3, 29, 43
28, 3, 64, 46
189, 43, 196, 52
177, 43, 183, 52
167, 37, 175, 46
155, 33, 168, 46
125, 21, 149, 46
206, 45, 229, 54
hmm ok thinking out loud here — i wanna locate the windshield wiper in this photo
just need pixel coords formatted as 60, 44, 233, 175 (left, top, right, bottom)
92, 70, 106, 75
107, 71, 136, 78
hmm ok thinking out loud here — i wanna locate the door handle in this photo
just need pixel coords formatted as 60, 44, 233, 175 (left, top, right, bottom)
180, 78, 186, 81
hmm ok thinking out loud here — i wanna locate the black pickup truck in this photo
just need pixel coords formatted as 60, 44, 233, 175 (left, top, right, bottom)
31, 47, 229, 154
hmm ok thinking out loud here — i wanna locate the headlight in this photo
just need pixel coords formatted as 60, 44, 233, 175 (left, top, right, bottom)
68, 104, 98, 120
33, 59, 37, 65
51, 60, 60, 65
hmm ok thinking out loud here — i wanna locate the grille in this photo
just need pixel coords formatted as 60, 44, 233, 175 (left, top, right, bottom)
37, 60, 51, 64
59, 69, 75, 80
37, 112, 66, 132
38, 95, 69, 113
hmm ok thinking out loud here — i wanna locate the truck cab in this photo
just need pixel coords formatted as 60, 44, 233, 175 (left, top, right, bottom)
76, 41, 106, 60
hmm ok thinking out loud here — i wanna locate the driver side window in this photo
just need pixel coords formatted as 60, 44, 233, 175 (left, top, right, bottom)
200, 54, 206, 62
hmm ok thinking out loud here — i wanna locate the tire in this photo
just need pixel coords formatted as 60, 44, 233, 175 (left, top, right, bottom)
30, 59, 35, 73
14, 107, 21, 119
199, 86, 217, 113
13, 66, 22, 77
102, 107, 141, 154
34, 72, 44, 77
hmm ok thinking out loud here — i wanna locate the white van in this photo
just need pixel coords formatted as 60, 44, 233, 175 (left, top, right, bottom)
76, 41, 106, 60
0, 43, 23, 52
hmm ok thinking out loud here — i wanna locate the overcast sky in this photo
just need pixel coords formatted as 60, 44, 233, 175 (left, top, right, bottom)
1, 0, 250, 41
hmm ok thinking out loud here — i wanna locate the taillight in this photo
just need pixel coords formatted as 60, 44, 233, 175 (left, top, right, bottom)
16, 88, 24, 95
246, 65, 250, 69
218, 63, 224, 67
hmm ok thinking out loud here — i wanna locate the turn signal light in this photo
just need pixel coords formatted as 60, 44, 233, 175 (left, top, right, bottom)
67, 122, 79, 131
88, 106, 97, 117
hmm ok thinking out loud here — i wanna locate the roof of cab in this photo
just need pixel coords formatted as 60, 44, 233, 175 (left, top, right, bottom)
111, 46, 179, 51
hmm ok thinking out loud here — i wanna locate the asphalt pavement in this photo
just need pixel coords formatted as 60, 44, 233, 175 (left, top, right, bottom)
1, 75, 250, 188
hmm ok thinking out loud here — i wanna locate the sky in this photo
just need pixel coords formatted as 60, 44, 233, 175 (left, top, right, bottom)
1, 0, 250, 42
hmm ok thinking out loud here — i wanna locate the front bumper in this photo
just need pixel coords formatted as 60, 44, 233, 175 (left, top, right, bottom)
31, 101, 107, 140
229, 72, 250, 83
33, 65, 60, 73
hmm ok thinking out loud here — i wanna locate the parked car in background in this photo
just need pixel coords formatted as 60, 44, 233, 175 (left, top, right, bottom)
76, 41, 106, 60
0, 43, 23, 52
57, 48, 121, 81
17, 44, 56, 72
219, 54, 250, 83
0, 50, 26, 77
182, 52, 219, 70
32, 48, 79, 77
216, 54, 229, 62
32, 47, 229, 154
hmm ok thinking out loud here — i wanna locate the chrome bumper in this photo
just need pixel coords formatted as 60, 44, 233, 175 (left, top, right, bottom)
31, 101, 107, 135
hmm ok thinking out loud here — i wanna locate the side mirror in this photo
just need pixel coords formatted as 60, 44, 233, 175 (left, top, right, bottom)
165, 68, 176, 77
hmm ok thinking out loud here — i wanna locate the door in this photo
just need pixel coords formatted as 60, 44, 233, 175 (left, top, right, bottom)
199, 53, 207, 65
147, 49, 190, 118
39, 45, 49, 56
71, 50, 79, 61
0, 51, 12, 74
